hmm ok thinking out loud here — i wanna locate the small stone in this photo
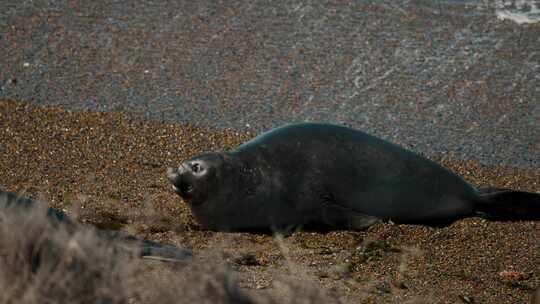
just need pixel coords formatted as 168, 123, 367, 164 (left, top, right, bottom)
459, 295, 475, 304
499, 270, 530, 281
233, 252, 260, 266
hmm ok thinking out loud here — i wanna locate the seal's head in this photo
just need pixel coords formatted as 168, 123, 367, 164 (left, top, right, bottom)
166, 153, 228, 206
167, 152, 248, 230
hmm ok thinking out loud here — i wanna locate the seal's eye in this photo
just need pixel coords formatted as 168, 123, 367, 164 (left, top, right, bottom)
191, 163, 201, 173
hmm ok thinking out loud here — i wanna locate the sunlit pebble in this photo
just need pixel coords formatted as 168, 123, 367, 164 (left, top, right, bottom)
499, 270, 529, 280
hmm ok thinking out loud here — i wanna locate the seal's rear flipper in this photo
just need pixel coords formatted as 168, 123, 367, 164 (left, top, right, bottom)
475, 188, 540, 221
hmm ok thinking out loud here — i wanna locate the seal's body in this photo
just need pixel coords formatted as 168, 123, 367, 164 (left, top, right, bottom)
167, 123, 540, 231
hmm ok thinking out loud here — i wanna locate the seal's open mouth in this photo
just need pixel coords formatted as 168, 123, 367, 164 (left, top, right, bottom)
170, 183, 193, 196
178, 183, 193, 195
167, 167, 194, 198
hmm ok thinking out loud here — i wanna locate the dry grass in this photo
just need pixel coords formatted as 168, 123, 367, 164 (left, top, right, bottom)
0, 192, 240, 304
0, 193, 129, 304
0, 191, 340, 304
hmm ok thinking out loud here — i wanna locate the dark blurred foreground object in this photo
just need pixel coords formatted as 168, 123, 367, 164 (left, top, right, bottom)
0, 189, 262, 304
0, 189, 192, 263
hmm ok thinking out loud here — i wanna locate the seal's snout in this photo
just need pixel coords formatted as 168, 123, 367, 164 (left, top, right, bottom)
167, 165, 195, 198
167, 167, 180, 184
167, 167, 183, 194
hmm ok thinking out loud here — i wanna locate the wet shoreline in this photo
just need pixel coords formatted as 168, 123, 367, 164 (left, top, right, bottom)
1, 1, 539, 168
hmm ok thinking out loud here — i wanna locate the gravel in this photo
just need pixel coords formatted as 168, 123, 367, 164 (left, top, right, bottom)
1, 100, 538, 303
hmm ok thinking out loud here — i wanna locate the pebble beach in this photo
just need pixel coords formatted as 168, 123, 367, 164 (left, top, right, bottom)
1, 100, 538, 303
1, 0, 539, 302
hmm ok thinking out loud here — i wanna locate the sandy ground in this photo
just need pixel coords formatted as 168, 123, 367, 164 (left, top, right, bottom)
1, 100, 538, 303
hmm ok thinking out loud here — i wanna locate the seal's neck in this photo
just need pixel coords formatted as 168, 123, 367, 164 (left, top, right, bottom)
226, 152, 266, 198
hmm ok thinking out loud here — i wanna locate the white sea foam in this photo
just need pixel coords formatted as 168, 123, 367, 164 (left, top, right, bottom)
494, 0, 540, 24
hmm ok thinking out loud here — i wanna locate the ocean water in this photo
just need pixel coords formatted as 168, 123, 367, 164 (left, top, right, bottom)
1, 0, 539, 168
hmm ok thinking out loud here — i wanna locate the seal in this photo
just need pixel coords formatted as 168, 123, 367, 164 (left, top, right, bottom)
167, 123, 540, 231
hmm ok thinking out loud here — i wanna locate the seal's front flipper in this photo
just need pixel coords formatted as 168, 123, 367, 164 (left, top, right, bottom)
475, 188, 540, 221
321, 203, 380, 230
346, 212, 381, 230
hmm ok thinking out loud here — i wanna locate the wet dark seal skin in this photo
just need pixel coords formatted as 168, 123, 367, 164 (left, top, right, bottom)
167, 123, 540, 232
